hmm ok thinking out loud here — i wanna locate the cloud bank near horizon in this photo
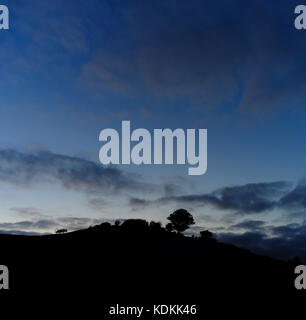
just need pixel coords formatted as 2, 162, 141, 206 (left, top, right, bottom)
0, 149, 305, 262
216, 219, 306, 262
130, 180, 306, 215
1, 148, 306, 220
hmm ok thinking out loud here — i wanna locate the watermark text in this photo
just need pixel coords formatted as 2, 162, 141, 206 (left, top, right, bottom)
99, 121, 207, 176
0, 5, 9, 30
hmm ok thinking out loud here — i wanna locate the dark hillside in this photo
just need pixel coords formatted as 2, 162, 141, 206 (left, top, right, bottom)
0, 219, 303, 317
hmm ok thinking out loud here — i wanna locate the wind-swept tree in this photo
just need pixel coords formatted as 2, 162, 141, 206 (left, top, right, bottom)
167, 209, 195, 233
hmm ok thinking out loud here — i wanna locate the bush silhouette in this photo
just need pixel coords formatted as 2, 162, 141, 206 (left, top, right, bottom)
200, 230, 213, 240
167, 209, 195, 233
165, 223, 174, 232
56, 228, 68, 234
121, 219, 149, 232
114, 220, 121, 227
99, 222, 112, 232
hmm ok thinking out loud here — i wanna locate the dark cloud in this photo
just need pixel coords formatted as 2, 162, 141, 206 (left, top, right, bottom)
127, 178, 306, 216
0, 220, 58, 231
280, 182, 306, 209
154, 181, 290, 214
269, 223, 306, 238
0, 149, 153, 194
217, 220, 306, 262
217, 230, 306, 262
80, 0, 306, 114
231, 220, 266, 231
129, 197, 151, 210
163, 183, 184, 197
160, 175, 196, 197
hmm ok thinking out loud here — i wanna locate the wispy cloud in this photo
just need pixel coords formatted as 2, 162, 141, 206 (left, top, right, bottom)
10, 207, 45, 218
79, 1, 306, 115
0, 149, 154, 194
280, 180, 306, 209
137, 181, 291, 214
0, 220, 58, 231
129, 197, 151, 211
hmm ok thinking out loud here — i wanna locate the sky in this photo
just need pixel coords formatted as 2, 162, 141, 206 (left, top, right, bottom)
1, 0, 306, 261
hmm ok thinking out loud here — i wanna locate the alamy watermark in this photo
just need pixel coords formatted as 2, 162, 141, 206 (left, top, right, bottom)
295, 5, 306, 29
99, 121, 207, 176
295, 265, 306, 289
0, 265, 9, 290
294, 264, 306, 290
0, 5, 9, 30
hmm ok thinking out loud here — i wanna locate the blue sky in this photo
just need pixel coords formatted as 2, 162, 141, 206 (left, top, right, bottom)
0, 0, 306, 260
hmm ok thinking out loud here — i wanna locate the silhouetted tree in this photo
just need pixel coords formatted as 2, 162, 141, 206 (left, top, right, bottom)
200, 230, 213, 240
165, 223, 174, 232
56, 228, 68, 234
114, 220, 121, 227
167, 209, 195, 233
100, 222, 111, 232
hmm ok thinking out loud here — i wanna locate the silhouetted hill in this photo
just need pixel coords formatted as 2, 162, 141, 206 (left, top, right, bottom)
0, 219, 304, 316
0, 220, 291, 267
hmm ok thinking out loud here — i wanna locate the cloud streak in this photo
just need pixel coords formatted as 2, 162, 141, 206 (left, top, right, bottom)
0, 149, 154, 194
128, 178, 306, 216
145, 181, 291, 214
279, 181, 306, 209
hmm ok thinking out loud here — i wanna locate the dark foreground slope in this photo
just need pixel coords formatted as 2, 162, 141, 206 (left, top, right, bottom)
0, 221, 304, 316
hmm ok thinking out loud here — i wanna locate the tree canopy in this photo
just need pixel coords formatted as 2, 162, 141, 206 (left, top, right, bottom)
167, 209, 195, 233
